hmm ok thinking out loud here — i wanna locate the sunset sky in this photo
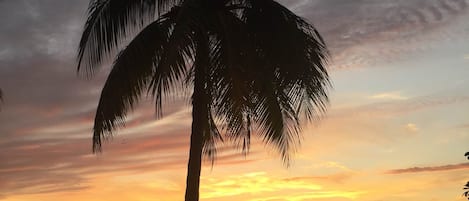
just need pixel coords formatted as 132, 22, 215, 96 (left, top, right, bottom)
1, 0, 469, 201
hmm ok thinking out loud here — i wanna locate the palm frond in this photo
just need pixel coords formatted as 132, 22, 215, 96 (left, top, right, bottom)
463, 181, 469, 199
203, 111, 223, 164
237, 0, 330, 164
77, 0, 180, 74
252, 76, 301, 165
93, 17, 173, 152
0, 88, 3, 109
203, 2, 331, 163
192, 28, 225, 163
149, 4, 199, 117
209, 10, 255, 154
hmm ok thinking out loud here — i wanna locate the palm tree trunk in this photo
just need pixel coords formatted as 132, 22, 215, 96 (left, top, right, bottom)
184, 106, 204, 201
185, 33, 209, 201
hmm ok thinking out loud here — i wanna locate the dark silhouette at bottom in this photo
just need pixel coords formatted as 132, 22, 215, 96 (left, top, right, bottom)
463, 152, 469, 199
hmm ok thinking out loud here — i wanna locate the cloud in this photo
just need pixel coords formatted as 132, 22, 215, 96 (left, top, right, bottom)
386, 162, 469, 174
286, 0, 469, 69
369, 92, 408, 100
310, 161, 353, 172
297, 94, 469, 155
337, 95, 469, 119
0, 122, 258, 198
200, 172, 363, 200
0, 0, 86, 61
405, 123, 419, 133
248, 191, 363, 201
283, 172, 356, 184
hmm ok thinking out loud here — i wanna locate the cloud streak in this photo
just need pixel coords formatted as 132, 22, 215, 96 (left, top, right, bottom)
201, 172, 363, 200
0, 123, 258, 198
386, 162, 469, 174
336, 95, 469, 119
288, 0, 469, 69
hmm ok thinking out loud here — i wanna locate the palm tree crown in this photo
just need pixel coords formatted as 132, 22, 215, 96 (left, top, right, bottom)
77, 0, 330, 200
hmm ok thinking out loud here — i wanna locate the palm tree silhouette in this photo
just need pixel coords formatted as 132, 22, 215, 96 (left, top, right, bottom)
77, 0, 330, 200
0, 88, 3, 106
464, 152, 469, 200
464, 181, 469, 200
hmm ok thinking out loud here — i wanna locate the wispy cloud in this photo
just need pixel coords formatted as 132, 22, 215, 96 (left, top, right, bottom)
405, 123, 419, 133
0, 127, 256, 198
293, 0, 469, 69
201, 172, 363, 200
310, 161, 354, 172
369, 91, 408, 100
283, 172, 356, 184
339, 95, 469, 118
248, 191, 364, 201
386, 163, 469, 174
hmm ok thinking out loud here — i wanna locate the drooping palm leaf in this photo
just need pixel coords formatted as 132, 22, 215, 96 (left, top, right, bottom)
240, 0, 330, 164
77, 0, 180, 74
149, 5, 197, 116
464, 181, 469, 199
0, 88, 3, 108
93, 16, 174, 152
209, 9, 254, 154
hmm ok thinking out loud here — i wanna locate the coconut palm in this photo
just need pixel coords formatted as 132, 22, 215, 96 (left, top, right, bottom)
464, 181, 469, 200
0, 88, 3, 106
77, 0, 330, 200
464, 152, 469, 200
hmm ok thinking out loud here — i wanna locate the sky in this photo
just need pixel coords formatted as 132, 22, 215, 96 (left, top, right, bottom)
1, 0, 469, 201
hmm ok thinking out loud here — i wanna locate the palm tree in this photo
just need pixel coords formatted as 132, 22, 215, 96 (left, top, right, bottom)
0, 88, 3, 106
464, 181, 469, 200
77, 0, 330, 200
464, 152, 469, 200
